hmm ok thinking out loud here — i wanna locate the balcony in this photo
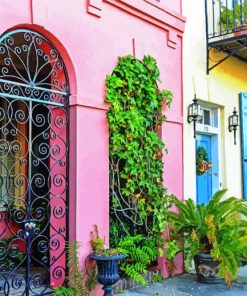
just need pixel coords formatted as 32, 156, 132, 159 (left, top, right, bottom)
205, 0, 247, 73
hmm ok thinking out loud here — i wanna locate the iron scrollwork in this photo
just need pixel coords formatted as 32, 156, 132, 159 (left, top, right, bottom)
0, 29, 69, 296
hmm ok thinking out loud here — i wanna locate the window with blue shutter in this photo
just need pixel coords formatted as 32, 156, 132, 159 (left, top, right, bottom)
240, 93, 247, 199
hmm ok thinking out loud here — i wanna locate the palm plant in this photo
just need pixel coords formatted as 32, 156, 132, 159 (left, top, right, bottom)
169, 189, 247, 286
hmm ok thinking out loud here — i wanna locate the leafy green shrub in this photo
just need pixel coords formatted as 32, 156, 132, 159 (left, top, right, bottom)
169, 189, 247, 286
221, 3, 247, 30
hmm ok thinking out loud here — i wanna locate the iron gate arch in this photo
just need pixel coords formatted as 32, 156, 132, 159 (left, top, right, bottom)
0, 29, 70, 296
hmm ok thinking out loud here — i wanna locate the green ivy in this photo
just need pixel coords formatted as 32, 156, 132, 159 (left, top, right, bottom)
164, 239, 180, 261
106, 55, 173, 283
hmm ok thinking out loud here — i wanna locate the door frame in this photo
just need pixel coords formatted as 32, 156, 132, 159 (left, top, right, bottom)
195, 105, 221, 203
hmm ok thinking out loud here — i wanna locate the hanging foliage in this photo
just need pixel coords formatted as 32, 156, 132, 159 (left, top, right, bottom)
105, 55, 173, 284
106, 54, 173, 242
196, 146, 212, 176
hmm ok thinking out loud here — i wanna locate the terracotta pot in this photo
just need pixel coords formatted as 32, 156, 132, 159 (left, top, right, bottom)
234, 24, 247, 37
194, 253, 224, 284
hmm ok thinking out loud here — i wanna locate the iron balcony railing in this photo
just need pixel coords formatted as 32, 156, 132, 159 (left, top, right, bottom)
206, 0, 247, 40
205, 0, 247, 73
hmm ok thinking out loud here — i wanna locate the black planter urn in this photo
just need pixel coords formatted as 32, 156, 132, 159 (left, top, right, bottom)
194, 253, 224, 284
89, 253, 126, 296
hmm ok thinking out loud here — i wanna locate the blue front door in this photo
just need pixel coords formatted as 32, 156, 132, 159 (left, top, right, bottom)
196, 134, 212, 204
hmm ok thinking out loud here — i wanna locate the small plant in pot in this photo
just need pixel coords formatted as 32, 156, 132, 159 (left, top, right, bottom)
89, 225, 127, 296
168, 189, 247, 286
221, 3, 247, 32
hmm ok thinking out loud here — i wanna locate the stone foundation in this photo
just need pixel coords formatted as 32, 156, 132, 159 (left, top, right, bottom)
113, 269, 161, 294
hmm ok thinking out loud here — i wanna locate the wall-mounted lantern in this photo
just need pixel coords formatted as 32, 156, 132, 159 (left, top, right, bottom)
228, 107, 239, 145
187, 95, 202, 138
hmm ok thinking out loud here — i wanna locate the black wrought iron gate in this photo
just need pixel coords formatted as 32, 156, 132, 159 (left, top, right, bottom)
0, 29, 69, 295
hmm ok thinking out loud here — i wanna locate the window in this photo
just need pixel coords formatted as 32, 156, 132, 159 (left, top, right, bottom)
198, 106, 218, 128
203, 109, 211, 125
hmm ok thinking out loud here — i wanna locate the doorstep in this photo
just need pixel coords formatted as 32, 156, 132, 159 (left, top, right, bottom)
115, 266, 247, 296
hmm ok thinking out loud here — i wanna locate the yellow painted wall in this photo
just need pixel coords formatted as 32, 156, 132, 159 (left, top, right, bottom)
182, 0, 247, 201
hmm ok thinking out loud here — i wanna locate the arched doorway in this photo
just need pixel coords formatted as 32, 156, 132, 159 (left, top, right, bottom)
0, 29, 69, 295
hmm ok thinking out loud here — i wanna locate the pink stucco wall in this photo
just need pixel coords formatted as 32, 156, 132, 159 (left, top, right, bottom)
159, 0, 182, 13
0, 0, 185, 294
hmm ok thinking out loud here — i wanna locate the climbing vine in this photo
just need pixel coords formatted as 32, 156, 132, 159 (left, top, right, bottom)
106, 55, 173, 275
106, 55, 172, 238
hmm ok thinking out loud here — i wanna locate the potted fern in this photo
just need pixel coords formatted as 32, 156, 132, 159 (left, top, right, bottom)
89, 226, 127, 296
168, 189, 247, 286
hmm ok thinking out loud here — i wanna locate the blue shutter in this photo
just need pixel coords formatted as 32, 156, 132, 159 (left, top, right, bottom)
240, 93, 247, 199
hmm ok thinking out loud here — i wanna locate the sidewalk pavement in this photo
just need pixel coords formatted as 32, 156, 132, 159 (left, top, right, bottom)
115, 266, 247, 296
